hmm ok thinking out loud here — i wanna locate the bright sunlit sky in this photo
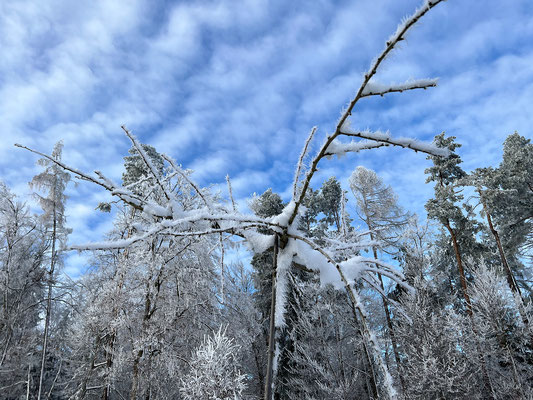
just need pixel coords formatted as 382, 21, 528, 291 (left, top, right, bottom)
1, 0, 532, 277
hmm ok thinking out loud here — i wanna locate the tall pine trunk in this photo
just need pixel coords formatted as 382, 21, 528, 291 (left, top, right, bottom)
442, 219, 496, 399
483, 207, 529, 325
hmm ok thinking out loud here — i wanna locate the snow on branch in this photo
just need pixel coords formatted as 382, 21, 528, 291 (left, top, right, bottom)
324, 139, 389, 158
70, 210, 283, 251
15, 143, 148, 214
337, 0, 445, 138
286, 232, 407, 291
293, 126, 317, 199
339, 129, 451, 157
361, 78, 438, 98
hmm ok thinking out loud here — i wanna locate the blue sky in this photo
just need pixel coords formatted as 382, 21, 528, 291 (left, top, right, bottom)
1, 0, 532, 277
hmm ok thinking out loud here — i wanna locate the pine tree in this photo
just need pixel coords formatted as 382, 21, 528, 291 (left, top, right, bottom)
425, 134, 497, 398
469, 262, 533, 398
395, 277, 481, 399
467, 166, 530, 324
494, 133, 533, 296
425, 134, 477, 314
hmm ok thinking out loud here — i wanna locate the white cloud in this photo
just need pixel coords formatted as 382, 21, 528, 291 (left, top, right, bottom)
1, 0, 532, 278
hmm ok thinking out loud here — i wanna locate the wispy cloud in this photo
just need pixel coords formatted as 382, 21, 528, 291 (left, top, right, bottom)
1, 0, 532, 277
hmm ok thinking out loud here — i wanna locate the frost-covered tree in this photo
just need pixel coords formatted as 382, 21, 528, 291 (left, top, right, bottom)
179, 328, 247, 400
349, 166, 408, 249
466, 165, 531, 325
425, 134, 485, 315
220, 261, 265, 398
67, 142, 219, 400
287, 279, 375, 400
425, 134, 499, 397
0, 182, 46, 397
469, 262, 533, 398
29, 141, 71, 400
122, 143, 166, 195
395, 277, 482, 399
349, 166, 409, 391
492, 133, 533, 297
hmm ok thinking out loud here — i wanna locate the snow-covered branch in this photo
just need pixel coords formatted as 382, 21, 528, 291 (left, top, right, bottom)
361, 78, 438, 98
161, 153, 211, 209
339, 129, 451, 157
324, 139, 389, 158
122, 125, 173, 202
293, 126, 317, 199
15, 143, 148, 214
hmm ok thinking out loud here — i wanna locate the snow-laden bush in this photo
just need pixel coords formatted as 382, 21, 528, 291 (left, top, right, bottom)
180, 328, 247, 400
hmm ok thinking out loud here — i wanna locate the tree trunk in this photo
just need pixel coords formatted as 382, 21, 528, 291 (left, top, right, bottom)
38, 212, 57, 400
484, 209, 529, 325
443, 219, 473, 315
353, 307, 378, 399
369, 234, 406, 394
442, 219, 495, 399
130, 348, 144, 400
252, 340, 265, 397
103, 219, 135, 399
26, 364, 31, 400
263, 235, 278, 400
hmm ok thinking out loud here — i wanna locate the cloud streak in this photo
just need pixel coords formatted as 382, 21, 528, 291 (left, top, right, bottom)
1, 0, 532, 276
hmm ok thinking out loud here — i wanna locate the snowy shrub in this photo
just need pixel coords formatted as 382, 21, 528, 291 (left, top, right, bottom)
180, 328, 247, 400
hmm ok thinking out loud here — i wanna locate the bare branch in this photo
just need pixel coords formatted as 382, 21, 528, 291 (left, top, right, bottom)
121, 125, 172, 202
226, 174, 237, 212
287, 0, 445, 227
293, 126, 317, 199
15, 143, 147, 213
161, 153, 210, 209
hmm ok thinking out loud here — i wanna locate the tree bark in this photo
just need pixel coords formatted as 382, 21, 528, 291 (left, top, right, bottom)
484, 209, 529, 324
442, 219, 495, 399
443, 219, 473, 315
369, 234, 406, 394
38, 210, 57, 400
263, 235, 278, 400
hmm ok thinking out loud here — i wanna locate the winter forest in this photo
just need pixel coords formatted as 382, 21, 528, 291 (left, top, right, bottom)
1, 0, 533, 399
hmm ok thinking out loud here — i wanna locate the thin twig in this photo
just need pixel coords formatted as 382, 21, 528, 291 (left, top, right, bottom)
288, 0, 445, 227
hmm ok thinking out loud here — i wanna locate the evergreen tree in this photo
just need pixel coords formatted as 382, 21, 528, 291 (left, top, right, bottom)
396, 277, 482, 399
425, 134, 483, 315
494, 133, 533, 296
469, 262, 533, 398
